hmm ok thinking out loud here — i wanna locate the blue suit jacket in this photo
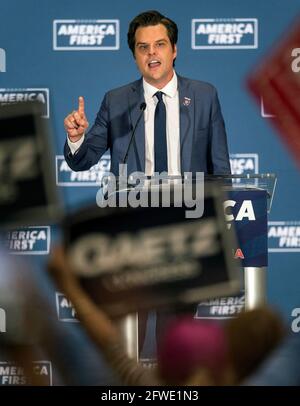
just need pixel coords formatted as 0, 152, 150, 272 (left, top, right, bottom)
64, 75, 231, 175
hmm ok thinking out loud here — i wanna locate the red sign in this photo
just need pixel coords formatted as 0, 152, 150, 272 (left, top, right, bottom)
248, 17, 300, 166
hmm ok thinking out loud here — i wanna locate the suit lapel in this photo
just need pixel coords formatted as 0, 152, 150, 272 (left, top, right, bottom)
178, 76, 194, 173
128, 79, 145, 172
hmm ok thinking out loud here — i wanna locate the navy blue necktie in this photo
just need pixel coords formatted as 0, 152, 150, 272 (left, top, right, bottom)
154, 91, 168, 173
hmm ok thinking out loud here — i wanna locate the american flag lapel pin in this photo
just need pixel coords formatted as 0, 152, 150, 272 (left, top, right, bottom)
183, 97, 191, 106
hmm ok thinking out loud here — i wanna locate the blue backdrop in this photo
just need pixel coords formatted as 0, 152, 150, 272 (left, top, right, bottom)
1, 0, 300, 385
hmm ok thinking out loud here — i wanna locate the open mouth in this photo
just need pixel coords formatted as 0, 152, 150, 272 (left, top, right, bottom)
148, 60, 161, 69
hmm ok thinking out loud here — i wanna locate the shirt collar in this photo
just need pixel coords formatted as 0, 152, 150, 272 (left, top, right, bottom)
143, 71, 178, 99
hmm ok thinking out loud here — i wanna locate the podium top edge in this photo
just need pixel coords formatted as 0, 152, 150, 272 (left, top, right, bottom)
103, 173, 277, 180
204, 173, 276, 180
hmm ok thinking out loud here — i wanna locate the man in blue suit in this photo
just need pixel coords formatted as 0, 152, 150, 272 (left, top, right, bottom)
63, 10, 231, 355
64, 10, 230, 177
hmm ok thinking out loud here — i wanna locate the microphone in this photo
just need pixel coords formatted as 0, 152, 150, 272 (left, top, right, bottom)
102, 103, 146, 199
122, 102, 146, 165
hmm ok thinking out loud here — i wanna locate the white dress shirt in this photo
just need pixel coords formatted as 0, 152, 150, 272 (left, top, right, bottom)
68, 72, 181, 175
143, 72, 181, 176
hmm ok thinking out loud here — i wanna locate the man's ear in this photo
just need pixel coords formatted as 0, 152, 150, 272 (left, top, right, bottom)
173, 44, 177, 60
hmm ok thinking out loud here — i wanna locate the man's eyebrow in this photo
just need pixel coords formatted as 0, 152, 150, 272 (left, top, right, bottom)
136, 38, 168, 45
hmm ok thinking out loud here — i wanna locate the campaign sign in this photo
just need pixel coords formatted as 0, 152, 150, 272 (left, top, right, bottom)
64, 184, 241, 317
248, 17, 300, 167
0, 102, 62, 227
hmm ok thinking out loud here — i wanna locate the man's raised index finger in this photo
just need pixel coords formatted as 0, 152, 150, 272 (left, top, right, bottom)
78, 96, 85, 115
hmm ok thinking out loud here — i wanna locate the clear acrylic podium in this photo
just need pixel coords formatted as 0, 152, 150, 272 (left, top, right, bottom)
101, 172, 277, 360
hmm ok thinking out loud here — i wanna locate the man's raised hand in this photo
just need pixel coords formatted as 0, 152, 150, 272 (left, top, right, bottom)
64, 96, 89, 142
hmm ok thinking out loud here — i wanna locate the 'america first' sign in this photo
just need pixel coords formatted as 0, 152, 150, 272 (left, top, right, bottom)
53, 20, 120, 50
192, 18, 258, 49
0, 88, 49, 118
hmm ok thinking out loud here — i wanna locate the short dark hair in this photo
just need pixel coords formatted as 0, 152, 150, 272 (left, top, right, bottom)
127, 10, 178, 56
